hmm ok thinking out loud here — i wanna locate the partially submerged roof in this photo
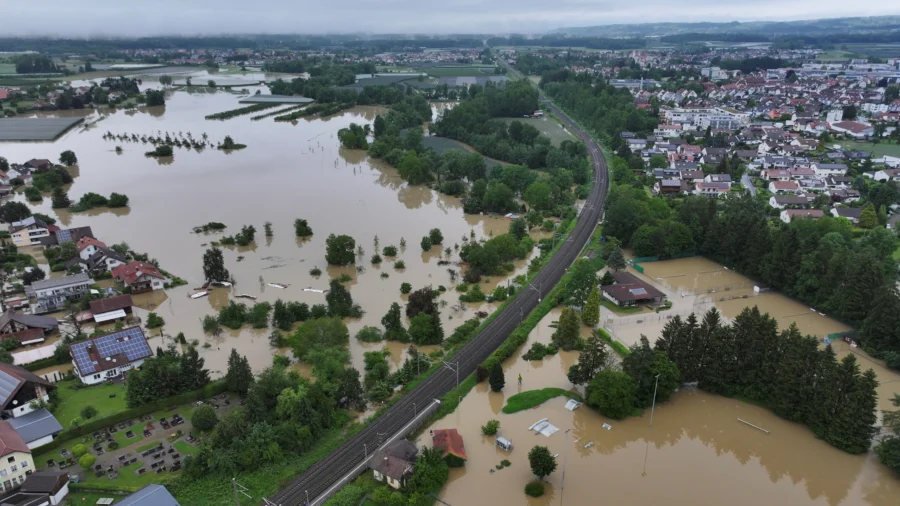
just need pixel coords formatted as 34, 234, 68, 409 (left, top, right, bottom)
69, 326, 152, 377
89, 294, 134, 315
7, 408, 63, 445
117, 485, 180, 506
602, 272, 666, 303
432, 428, 466, 461
0, 309, 59, 332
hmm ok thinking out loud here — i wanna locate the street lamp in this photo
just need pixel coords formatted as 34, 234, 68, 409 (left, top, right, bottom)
363, 443, 368, 461
305, 490, 310, 506
649, 373, 661, 427
412, 402, 417, 418
529, 282, 542, 302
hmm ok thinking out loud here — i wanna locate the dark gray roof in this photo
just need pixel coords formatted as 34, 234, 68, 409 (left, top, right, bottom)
70, 327, 152, 377
0, 492, 49, 506
7, 408, 63, 444
27, 272, 92, 292
20, 472, 67, 494
0, 310, 59, 332
117, 485, 180, 506
0, 363, 54, 410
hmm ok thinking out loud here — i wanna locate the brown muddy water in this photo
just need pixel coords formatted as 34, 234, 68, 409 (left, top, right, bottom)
606, 255, 899, 413
420, 309, 900, 506
1, 88, 532, 377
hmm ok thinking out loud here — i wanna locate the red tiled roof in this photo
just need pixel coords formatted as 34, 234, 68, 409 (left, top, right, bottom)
772, 181, 800, 190
76, 236, 107, 252
0, 420, 31, 456
112, 261, 165, 286
432, 429, 466, 461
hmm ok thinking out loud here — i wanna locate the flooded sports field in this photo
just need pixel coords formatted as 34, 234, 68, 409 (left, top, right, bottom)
422, 309, 900, 506
1, 84, 529, 377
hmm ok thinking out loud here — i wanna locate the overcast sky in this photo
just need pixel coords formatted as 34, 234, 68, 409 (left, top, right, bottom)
2, 1, 899, 37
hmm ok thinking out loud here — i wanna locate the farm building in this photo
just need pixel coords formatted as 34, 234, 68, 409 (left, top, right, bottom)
601, 272, 666, 307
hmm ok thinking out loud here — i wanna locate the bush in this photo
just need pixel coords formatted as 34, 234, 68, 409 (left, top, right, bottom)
106, 441, 119, 450
382, 245, 398, 257
525, 481, 545, 497
191, 404, 219, 431
459, 284, 486, 303
371, 254, 382, 265
108, 192, 129, 207
309, 267, 322, 276
395, 260, 406, 269
421, 236, 433, 251
72, 443, 88, 458
429, 228, 444, 245
294, 219, 313, 237
80, 405, 98, 420
146, 312, 165, 329
400, 282, 412, 294
24, 187, 41, 202
481, 419, 500, 436
356, 326, 383, 343
202, 315, 218, 333
79, 453, 96, 469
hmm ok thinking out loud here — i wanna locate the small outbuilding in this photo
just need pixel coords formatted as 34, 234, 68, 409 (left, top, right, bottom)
432, 428, 467, 467
495, 436, 513, 451
370, 439, 418, 490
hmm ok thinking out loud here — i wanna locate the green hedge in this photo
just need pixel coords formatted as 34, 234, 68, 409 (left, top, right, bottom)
70, 482, 139, 493
595, 327, 630, 356
38, 381, 226, 456
25, 354, 70, 372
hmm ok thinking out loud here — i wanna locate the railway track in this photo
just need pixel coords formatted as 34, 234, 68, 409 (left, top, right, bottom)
271, 95, 608, 506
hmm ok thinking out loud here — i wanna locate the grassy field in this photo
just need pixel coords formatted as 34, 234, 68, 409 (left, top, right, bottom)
838, 141, 900, 158
423, 136, 506, 167
67, 491, 123, 505
173, 440, 199, 455
499, 116, 575, 147
52, 380, 129, 428
816, 50, 856, 62
501, 388, 582, 414
419, 66, 498, 77
0, 63, 17, 74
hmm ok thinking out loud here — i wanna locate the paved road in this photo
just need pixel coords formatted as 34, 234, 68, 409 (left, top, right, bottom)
271, 95, 609, 506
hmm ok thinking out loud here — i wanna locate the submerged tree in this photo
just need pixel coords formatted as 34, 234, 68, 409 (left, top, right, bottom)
202, 246, 230, 282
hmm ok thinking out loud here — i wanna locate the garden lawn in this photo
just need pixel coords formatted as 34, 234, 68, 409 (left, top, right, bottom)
838, 140, 900, 158
68, 491, 122, 505
52, 379, 128, 428
173, 441, 198, 455
502, 388, 582, 414
599, 299, 645, 314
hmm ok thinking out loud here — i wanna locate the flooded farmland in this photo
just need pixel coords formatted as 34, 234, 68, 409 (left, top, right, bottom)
1, 84, 526, 376
422, 308, 900, 506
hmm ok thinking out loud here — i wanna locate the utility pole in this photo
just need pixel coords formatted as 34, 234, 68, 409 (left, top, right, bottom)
649, 373, 661, 427
561, 428, 571, 490
232, 479, 251, 506
443, 361, 460, 405
413, 402, 417, 418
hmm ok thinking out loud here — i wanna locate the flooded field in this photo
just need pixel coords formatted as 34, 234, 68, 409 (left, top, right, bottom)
1, 86, 527, 377
422, 309, 900, 506
605, 255, 899, 412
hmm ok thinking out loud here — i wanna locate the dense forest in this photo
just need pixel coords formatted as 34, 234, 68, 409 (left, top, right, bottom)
12, 54, 60, 73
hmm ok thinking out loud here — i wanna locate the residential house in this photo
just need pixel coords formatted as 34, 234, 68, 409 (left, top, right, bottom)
0, 311, 58, 339
831, 207, 863, 224
111, 262, 168, 294
68, 247, 126, 274
653, 179, 683, 195
874, 168, 900, 182
780, 209, 824, 223
0, 421, 35, 493
6, 410, 63, 451
694, 182, 731, 198
654, 124, 682, 138
824, 176, 853, 189
769, 180, 802, 194
768, 195, 812, 209
18, 472, 69, 505
370, 440, 417, 490
761, 169, 791, 181
0, 362, 57, 429
680, 169, 704, 183
600, 271, 666, 307
790, 167, 816, 179
830, 121, 874, 139
69, 327, 152, 385
813, 163, 848, 177
704, 174, 732, 184
75, 237, 107, 261
116, 485, 180, 506
48, 227, 94, 247
652, 168, 680, 180
25, 273, 93, 315
88, 295, 133, 324
432, 428, 467, 467
23, 160, 51, 170
7, 218, 52, 248
626, 138, 647, 152
830, 188, 861, 203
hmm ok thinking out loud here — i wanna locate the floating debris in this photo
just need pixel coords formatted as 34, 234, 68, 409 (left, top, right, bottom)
583, 442, 594, 449
235, 294, 257, 300
190, 291, 208, 299
303, 288, 325, 293
268, 282, 288, 289
737, 418, 769, 434
564, 399, 582, 411
602, 423, 612, 431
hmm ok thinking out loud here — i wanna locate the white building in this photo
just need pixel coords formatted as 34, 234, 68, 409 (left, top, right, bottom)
25, 273, 93, 314
0, 421, 35, 494
69, 327, 153, 385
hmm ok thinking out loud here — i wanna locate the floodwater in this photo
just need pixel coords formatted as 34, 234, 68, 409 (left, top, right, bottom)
1, 87, 531, 377
606, 255, 898, 413
422, 309, 900, 506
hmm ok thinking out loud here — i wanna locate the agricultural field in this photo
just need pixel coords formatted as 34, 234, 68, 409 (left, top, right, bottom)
499, 116, 575, 146
838, 140, 900, 158
816, 50, 857, 62
0, 63, 17, 74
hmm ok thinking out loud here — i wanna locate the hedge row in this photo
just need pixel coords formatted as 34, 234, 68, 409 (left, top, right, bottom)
70, 482, 140, 493
24, 354, 69, 372
37, 380, 226, 457
595, 327, 630, 356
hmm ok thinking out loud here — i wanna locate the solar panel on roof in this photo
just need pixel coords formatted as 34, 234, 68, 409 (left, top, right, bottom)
71, 327, 151, 376
629, 288, 648, 296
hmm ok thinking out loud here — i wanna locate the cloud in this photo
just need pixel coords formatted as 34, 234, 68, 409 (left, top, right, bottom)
1, 0, 898, 37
